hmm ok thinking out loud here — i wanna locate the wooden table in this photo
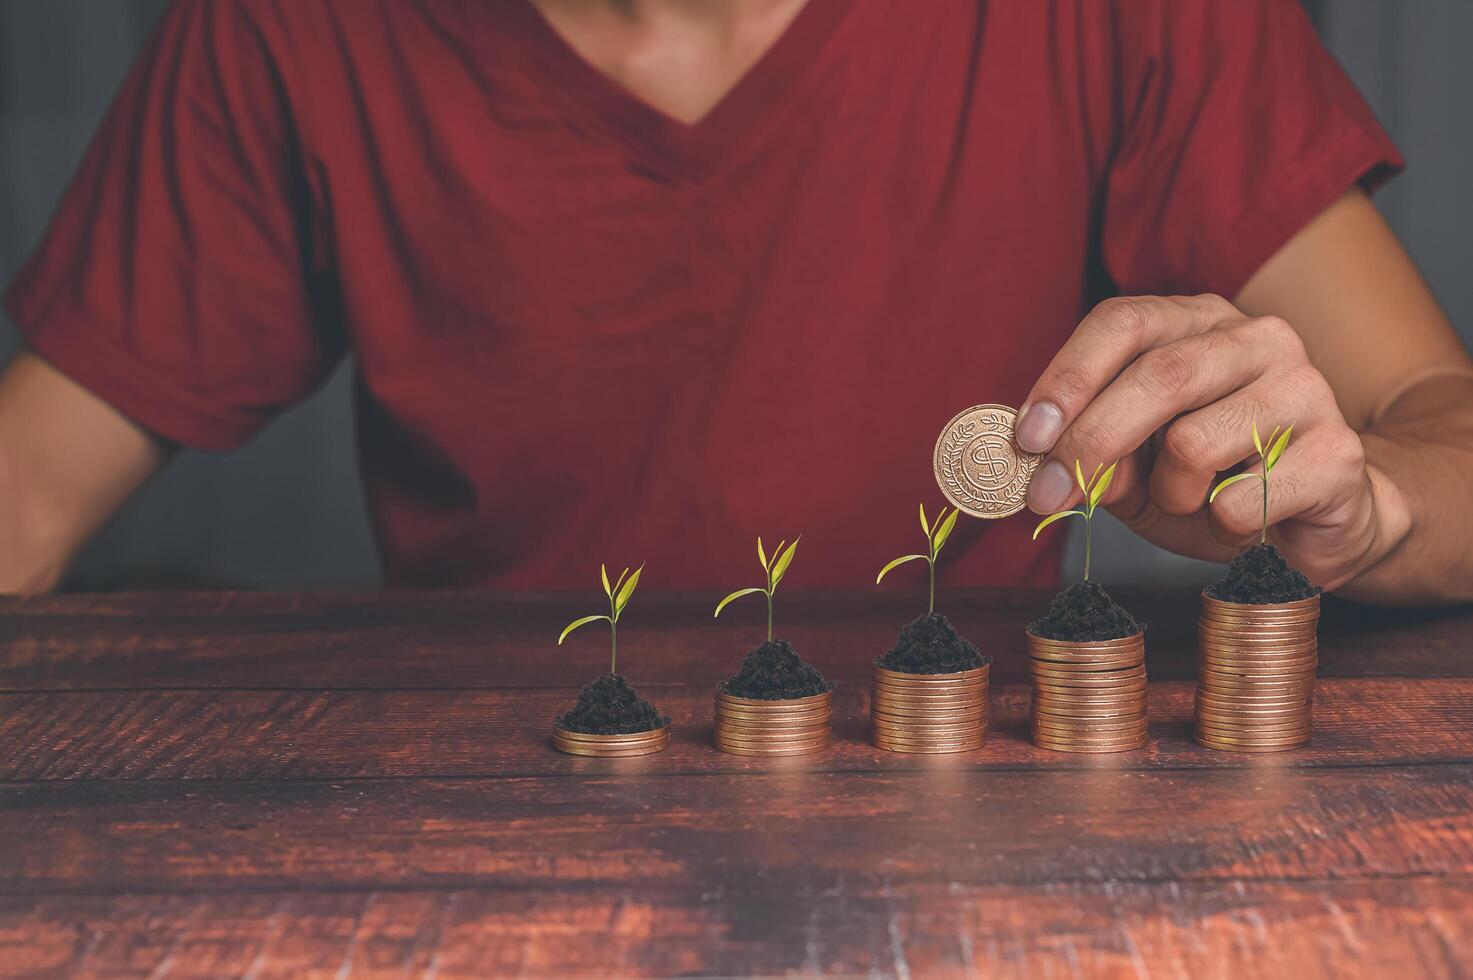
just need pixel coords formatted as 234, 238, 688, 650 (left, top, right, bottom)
2, 589, 1470, 978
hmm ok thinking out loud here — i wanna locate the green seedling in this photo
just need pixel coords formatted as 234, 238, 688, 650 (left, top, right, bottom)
714, 536, 801, 642
1033, 459, 1119, 581
558, 562, 644, 676
876, 504, 960, 615
1210, 421, 1293, 544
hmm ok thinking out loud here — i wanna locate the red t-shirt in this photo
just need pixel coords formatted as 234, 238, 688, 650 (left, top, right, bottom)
5, 0, 1399, 591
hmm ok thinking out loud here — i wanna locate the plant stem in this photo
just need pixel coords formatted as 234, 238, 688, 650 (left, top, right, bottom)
766, 590, 773, 643
1083, 518, 1093, 582
609, 592, 618, 675
928, 557, 936, 615
1261, 473, 1269, 545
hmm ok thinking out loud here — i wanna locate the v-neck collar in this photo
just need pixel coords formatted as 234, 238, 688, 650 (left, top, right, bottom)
502, 0, 851, 179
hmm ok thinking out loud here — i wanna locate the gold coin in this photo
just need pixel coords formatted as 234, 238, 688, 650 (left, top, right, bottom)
718, 741, 829, 757
872, 679, 987, 695
715, 731, 830, 747
872, 694, 985, 707
873, 664, 989, 683
1195, 716, 1311, 733
715, 709, 832, 726
1199, 665, 1316, 682
873, 730, 985, 747
715, 722, 833, 737
1195, 710, 1311, 727
552, 725, 671, 757
872, 739, 985, 754
1033, 700, 1148, 717
1030, 674, 1147, 690
1032, 722, 1147, 740
1196, 734, 1311, 747
933, 404, 1041, 519
1195, 694, 1312, 710
1031, 722, 1143, 736
1031, 733, 1143, 748
872, 684, 987, 698
1195, 731, 1310, 749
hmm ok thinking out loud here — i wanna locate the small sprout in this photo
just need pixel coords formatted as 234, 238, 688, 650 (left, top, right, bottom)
558, 562, 644, 676
1033, 459, 1118, 581
876, 503, 960, 615
1210, 421, 1293, 544
715, 536, 801, 643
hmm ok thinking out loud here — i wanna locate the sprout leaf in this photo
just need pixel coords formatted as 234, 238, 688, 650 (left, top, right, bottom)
1252, 420, 1263, 455
559, 614, 610, 645
714, 587, 764, 618
771, 536, 801, 587
932, 507, 959, 552
919, 503, 931, 536
600, 563, 612, 599
1089, 461, 1117, 509
876, 553, 928, 584
613, 563, 643, 618
1075, 459, 1088, 495
1033, 509, 1084, 540
757, 537, 768, 570
1209, 471, 1260, 503
1265, 424, 1293, 472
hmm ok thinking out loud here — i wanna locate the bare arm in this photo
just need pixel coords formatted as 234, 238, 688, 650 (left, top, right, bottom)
0, 350, 167, 593
1236, 190, 1473, 602
1017, 189, 1473, 605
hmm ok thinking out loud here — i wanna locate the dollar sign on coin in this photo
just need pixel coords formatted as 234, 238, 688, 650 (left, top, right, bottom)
933, 404, 1041, 519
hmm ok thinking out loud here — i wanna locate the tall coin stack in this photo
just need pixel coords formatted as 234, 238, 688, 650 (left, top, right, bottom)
714, 689, 833, 756
870, 664, 989, 753
1196, 594, 1319, 752
1027, 633, 1148, 753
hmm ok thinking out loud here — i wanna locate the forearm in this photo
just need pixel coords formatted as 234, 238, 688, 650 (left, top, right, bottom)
0, 351, 167, 594
1340, 371, 1473, 604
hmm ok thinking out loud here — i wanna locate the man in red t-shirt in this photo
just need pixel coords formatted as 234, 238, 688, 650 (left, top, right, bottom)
1, 0, 1470, 601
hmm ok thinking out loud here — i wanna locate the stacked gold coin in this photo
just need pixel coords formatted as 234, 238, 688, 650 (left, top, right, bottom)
871, 664, 989, 753
1196, 594, 1319, 752
552, 724, 670, 757
1028, 633, 1147, 753
714, 689, 833, 756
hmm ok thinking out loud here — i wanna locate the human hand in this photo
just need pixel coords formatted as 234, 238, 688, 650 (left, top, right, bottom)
1015, 294, 1410, 590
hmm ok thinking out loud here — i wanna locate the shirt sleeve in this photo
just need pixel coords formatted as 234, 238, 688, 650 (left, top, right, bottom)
2, 0, 340, 451
1099, 0, 1404, 299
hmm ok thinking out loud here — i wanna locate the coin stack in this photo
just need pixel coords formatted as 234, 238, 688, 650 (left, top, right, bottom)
552, 723, 670, 757
870, 664, 989, 753
714, 689, 833, 756
1028, 633, 1148, 753
1196, 594, 1319, 752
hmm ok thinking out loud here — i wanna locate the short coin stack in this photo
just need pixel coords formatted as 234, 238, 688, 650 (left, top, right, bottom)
870, 664, 989, 753
552, 724, 670, 757
1027, 633, 1148, 753
1196, 594, 1319, 752
714, 689, 833, 756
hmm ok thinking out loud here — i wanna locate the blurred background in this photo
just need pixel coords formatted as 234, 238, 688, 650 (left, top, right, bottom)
1, 0, 1469, 590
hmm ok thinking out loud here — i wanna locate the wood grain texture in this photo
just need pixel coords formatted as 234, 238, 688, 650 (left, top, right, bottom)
3, 766, 1473, 893
0, 589, 1470, 977
5, 879, 1471, 979
2, 679, 1471, 781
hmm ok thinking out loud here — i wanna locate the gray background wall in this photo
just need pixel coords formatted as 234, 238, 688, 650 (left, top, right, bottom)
0, 0, 1468, 590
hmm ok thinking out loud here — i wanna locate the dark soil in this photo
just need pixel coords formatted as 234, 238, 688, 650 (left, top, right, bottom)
1028, 581, 1142, 642
875, 613, 988, 674
719, 639, 834, 700
1207, 543, 1321, 605
555, 674, 668, 734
